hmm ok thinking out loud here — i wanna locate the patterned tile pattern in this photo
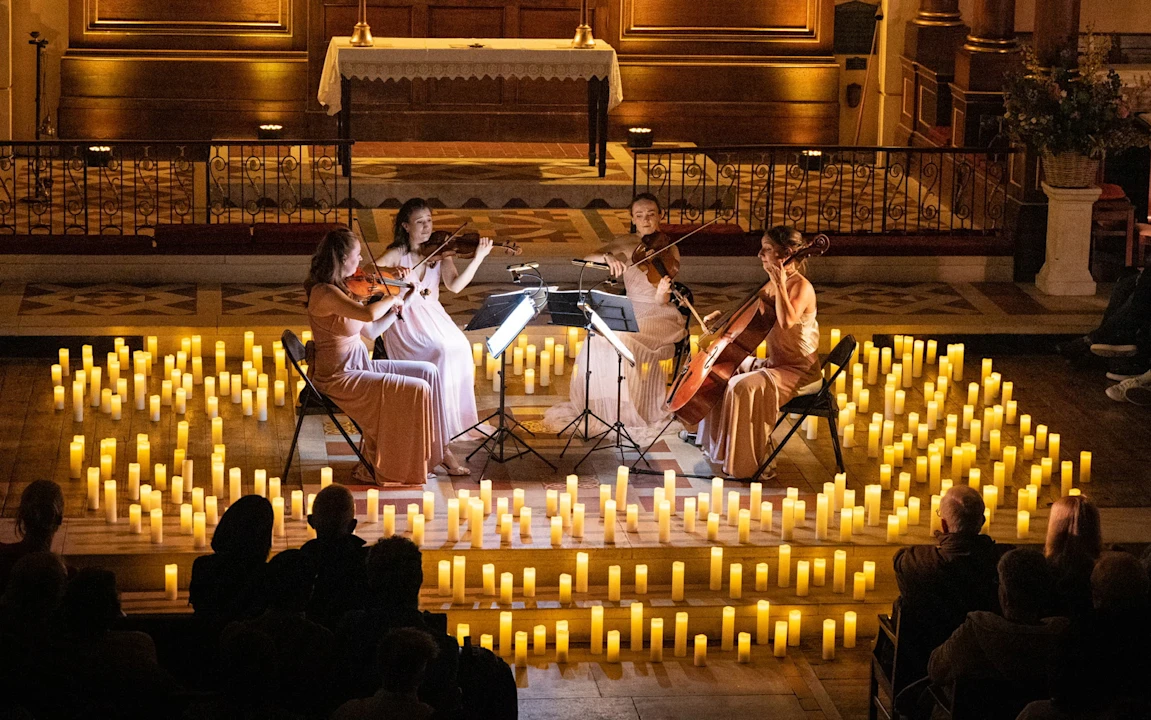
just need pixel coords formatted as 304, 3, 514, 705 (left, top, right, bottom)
359, 208, 629, 252
221, 284, 308, 315
19, 283, 198, 316
816, 283, 979, 316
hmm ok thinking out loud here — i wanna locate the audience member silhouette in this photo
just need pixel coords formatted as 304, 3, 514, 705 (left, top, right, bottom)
220, 549, 337, 718
1020, 551, 1151, 719
0, 480, 64, 594
59, 568, 178, 719
300, 484, 368, 630
1044, 495, 1102, 619
189, 495, 274, 634
331, 627, 440, 720
927, 549, 1069, 718
893, 486, 1010, 686
0, 552, 73, 718
336, 536, 461, 717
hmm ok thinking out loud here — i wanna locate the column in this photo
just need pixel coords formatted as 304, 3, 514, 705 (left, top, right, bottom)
898, 0, 968, 143
949, 0, 1018, 146
1034, 0, 1081, 68
876, 0, 919, 145
1035, 183, 1101, 296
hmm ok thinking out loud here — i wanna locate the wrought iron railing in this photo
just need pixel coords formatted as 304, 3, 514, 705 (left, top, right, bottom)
632, 145, 1015, 235
0, 140, 353, 236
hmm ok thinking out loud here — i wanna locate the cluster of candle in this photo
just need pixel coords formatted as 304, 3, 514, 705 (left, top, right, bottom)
476, 333, 569, 394
56, 332, 305, 427
465, 604, 859, 665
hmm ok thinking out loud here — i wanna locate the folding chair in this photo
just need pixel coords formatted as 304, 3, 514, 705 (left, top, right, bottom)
749, 334, 858, 481
281, 329, 375, 482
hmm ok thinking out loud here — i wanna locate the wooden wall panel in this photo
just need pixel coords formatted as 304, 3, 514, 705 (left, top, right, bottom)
426, 7, 507, 106
60, 0, 840, 145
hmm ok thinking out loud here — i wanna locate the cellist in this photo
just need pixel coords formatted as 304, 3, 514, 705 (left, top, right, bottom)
543, 193, 687, 438
696, 225, 820, 479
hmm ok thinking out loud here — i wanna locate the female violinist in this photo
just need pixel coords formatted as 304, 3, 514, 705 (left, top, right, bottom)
374, 198, 493, 450
544, 193, 688, 439
696, 225, 820, 479
305, 228, 470, 484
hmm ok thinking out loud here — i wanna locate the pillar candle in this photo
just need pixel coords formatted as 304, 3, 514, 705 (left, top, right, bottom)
604, 500, 616, 544
781, 497, 795, 540
616, 466, 629, 509
626, 503, 639, 533
438, 560, 451, 596
591, 606, 604, 655
1017, 510, 1030, 538
650, 618, 664, 663
520, 507, 532, 538
291, 490, 303, 521
608, 564, 622, 602
523, 567, 537, 598
833, 549, 847, 592
206, 496, 218, 525
482, 563, 496, 597
193, 511, 207, 548
778, 544, 791, 588
556, 622, 570, 664
383, 505, 396, 538
659, 500, 671, 543
500, 572, 513, 604
104, 480, 118, 523
470, 499, 484, 549
630, 601, 645, 652
788, 609, 802, 647
452, 556, 466, 604
550, 515, 563, 546
671, 561, 685, 601
729, 563, 743, 600
164, 564, 178, 601
150, 508, 163, 544
708, 546, 724, 591
692, 634, 708, 666
796, 560, 810, 597
447, 499, 460, 542
1080, 451, 1092, 483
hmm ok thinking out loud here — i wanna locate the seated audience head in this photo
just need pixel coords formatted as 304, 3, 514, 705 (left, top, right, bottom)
998, 549, 1055, 622
1, 551, 68, 618
306, 227, 359, 297
366, 536, 423, 608
1045, 495, 1102, 564
15, 480, 64, 545
218, 625, 278, 706
939, 485, 986, 536
308, 484, 357, 539
263, 549, 316, 613
211, 495, 274, 563
378, 627, 439, 696
63, 568, 122, 638
1092, 551, 1150, 615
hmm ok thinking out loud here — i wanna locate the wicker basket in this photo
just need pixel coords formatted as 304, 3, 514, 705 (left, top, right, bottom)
1041, 151, 1100, 188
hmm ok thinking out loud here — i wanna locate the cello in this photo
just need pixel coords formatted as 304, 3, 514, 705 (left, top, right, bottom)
665, 233, 830, 424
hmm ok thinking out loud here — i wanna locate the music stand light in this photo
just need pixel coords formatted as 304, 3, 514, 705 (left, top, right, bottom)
582, 303, 635, 367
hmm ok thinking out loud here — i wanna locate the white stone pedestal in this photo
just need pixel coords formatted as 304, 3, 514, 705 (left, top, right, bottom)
1036, 182, 1101, 296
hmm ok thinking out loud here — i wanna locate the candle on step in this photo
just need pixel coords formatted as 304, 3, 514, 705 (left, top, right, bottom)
788, 609, 802, 647
707, 511, 720, 542
604, 500, 616, 544
591, 606, 604, 655
551, 515, 563, 546
556, 622, 570, 663
500, 572, 513, 604
795, 559, 810, 597
164, 564, 178, 601
670, 560, 685, 601
1017, 510, 1030, 538
1080, 451, 1092, 483
533, 625, 546, 656
833, 549, 847, 592
631, 602, 645, 651
626, 504, 639, 533
729, 563, 743, 599
659, 500, 672, 542
709, 546, 724, 591
778, 544, 791, 588
608, 564, 622, 602
651, 618, 665, 663
616, 466, 630, 509
693, 634, 708, 666
150, 507, 163, 544
451, 556, 466, 604
514, 631, 528, 667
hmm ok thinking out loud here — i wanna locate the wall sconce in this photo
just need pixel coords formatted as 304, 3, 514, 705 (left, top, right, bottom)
627, 127, 653, 149
799, 149, 826, 172
85, 145, 113, 168
258, 124, 284, 140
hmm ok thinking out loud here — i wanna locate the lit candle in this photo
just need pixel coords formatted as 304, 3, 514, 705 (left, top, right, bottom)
707, 512, 720, 542
839, 507, 854, 542
206, 496, 218, 525
778, 544, 791, 588
164, 564, 178, 601
500, 571, 513, 605
514, 631, 528, 667
520, 507, 532, 538
104, 480, 118, 523
684, 498, 697, 533
693, 634, 707, 667
452, 556, 466, 604
604, 500, 616, 544
675, 612, 688, 657
631, 601, 645, 651
729, 563, 743, 599
150, 507, 163, 544
609, 564, 621, 602
710, 546, 724, 591
833, 549, 847, 592
550, 515, 563, 546
626, 503, 639, 533
788, 609, 802, 647
524, 368, 535, 394
796, 560, 810, 597
659, 500, 672, 543
672, 561, 685, 601
1080, 451, 1092, 483
556, 622, 570, 664
591, 606, 604, 655
616, 466, 630, 509
383, 505, 396, 538
651, 618, 665, 663
1017, 510, 1030, 538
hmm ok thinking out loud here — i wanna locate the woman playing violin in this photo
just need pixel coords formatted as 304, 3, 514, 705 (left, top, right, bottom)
696, 225, 820, 479
374, 198, 493, 449
305, 228, 470, 484
544, 193, 688, 439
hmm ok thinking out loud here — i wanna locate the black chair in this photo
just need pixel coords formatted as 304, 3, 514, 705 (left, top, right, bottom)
750, 334, 857, 481
870, 613, 902, 720
928, 676, 1042, 720
281, 329, 375, 482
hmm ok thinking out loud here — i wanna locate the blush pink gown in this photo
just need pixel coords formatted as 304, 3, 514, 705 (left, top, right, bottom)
700, 281, 820, 478
308, 301, 447, 485
382, 259, 480, 440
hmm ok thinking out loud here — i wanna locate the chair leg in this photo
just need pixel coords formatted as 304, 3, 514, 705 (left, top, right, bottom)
326, 407, 376, 479
827, 413, 845, 473
751, 411, 810, 482
282, 396, 311, 482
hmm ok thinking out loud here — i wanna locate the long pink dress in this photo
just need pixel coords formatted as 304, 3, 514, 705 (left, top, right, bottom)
308, 302, 447, 485
700, 280, 820, 478
543, 262, 687, 441
382, 259, 480, 440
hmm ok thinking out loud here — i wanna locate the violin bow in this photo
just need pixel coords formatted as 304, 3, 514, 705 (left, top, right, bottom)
408, 222, 469, 273
353, 222, 411, 322
623, 217, 721, 272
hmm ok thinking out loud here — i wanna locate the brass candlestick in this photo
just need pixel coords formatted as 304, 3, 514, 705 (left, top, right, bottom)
350, 0, 373, 47
572, 0, 595, 48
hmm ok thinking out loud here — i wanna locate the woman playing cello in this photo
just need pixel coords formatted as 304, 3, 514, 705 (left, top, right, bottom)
305, 228, 470, 484
697, 225, 820, 479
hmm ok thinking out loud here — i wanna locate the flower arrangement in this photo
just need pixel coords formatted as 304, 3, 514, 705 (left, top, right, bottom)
1002, 35, 1148, 159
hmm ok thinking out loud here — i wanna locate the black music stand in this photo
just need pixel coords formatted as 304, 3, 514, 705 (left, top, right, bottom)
461, 289, 555, 470
548, 290, 641, 468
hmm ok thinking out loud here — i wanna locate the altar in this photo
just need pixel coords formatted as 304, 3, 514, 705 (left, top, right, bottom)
318, 37, 623, 176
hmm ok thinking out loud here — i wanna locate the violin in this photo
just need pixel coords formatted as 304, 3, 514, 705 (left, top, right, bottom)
630, 229, 713, 334
665, 233, 831, 425
344, 267, 413, 303
419, 230, 522, 263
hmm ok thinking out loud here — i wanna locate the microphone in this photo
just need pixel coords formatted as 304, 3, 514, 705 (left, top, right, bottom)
507, 262, 539, 274
571, 258, 610, 270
